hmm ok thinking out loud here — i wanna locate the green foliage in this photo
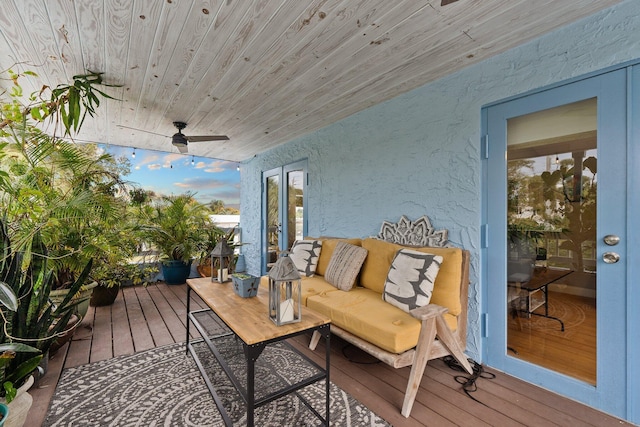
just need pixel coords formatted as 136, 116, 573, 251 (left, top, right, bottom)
1, 70, 128, 289
137, 193, 218, 263
0, 69, 120, 395
0, 218, 89, 398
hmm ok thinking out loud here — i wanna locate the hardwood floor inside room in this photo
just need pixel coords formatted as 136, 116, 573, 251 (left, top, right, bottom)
507, 291, 596, 385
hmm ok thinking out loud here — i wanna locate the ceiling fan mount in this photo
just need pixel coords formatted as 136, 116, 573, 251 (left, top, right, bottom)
118, 121, 229, 153
171, 121, 189, 149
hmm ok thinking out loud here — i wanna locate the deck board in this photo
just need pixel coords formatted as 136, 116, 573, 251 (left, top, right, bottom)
27, 282, 634, 427
122, 286, 155, 352
89, 304, 114, 363
111, 290, 135, 357
134, 285, 174, 347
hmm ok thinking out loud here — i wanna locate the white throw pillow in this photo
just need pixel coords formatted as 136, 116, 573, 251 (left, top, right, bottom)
383, 249, 443, 313
289, 240, 323, 277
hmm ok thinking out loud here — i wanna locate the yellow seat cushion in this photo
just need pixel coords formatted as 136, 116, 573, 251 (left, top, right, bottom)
360, 238, 463, 316
307, 287, 458, 354
259, 275, 340, 305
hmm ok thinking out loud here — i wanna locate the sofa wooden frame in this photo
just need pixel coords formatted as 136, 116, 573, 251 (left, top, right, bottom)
309, 215, 473, 417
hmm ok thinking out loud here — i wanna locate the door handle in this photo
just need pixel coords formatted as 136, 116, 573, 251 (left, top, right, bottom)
603, 252, 620, 264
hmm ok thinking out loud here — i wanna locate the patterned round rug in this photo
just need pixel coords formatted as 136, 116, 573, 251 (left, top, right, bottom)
43, 339, 391, 426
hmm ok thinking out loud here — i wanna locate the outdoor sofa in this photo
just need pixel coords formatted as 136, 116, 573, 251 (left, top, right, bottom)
260, 224, 472, 417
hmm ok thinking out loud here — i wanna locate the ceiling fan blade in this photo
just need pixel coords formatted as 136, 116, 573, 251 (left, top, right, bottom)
185, 135, 230, 142
116, 125, 169, 138
441, 0, 459, 5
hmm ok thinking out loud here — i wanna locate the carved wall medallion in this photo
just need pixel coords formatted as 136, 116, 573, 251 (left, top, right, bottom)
376, 215, 450, 247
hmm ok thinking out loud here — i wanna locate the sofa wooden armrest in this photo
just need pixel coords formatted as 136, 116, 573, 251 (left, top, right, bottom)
309, 297, 472, 417
305, 216, 472, 417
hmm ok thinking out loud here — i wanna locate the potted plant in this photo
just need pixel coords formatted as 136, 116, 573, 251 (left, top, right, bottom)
90, 261, 158, 306
0, 220, 90, 426
138, 193, 212, 285
230, 273, 260, 298
0, 70, 123, 317
197, 226, 240, 278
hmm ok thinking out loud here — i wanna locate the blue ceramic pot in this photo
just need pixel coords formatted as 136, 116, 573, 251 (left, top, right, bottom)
161, 260, 192, 285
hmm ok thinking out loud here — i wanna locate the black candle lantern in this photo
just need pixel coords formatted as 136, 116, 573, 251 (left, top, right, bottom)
211, 239, 233, 283
268, 254, 302, 326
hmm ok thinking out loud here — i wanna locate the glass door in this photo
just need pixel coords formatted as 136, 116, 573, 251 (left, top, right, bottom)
506, 98, 597, 384
262, 160, 307, 273
484, 69, 628, 418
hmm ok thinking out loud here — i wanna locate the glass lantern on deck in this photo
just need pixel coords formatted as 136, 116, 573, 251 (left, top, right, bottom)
211, 239, 234, 283
268, 254, 302, 326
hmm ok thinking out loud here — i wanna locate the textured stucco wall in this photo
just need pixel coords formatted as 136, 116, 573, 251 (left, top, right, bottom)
240, 0, 640, 362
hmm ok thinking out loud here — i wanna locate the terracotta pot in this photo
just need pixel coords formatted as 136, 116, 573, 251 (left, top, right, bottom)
49, 314, 81, 356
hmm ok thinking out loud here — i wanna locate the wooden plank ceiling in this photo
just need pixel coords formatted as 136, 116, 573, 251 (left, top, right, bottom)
0, 0, 622, 162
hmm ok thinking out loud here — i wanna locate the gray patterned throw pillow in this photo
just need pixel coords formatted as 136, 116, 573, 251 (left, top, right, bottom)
289, 240, 323, 277
383, 249, 443, 313
324, 241, 368, 291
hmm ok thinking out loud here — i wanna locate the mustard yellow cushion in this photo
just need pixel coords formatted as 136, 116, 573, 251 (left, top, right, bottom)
260, 275, 340, 305
307, 287, 458, 354
307, 288, 419, 353
314, 238, 362, 276
360, 238, 403, 294
360, 238, 463, 316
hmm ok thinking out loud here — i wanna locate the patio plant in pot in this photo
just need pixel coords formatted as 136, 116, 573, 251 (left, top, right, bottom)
197, 226, 237, 278
88, 209, 158, 307
139, 193, 213, 285
0, 69, 117, 425
0, 70, 124, 318
0, 220, 91, 427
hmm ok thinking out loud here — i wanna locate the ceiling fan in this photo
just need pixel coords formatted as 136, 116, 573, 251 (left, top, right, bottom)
118, 121, 229, 153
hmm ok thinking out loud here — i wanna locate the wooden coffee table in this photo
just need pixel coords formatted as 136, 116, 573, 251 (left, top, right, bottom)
186, 277, 331, 426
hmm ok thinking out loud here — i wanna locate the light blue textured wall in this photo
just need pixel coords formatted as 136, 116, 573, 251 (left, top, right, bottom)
240, 0, 640, 362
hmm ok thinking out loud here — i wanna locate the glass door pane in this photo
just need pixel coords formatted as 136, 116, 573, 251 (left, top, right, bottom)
265, 174, 280, 271
506, 98, 597, 384
286, 169, 304, 250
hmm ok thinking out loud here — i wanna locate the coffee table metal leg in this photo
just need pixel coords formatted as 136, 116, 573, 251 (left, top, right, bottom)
244, 343, 266, 427
323, 325, 331, 426
186, 286, 191, 354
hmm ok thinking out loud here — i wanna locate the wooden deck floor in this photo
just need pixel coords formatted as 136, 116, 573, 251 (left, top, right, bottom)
27, 282, 632, 426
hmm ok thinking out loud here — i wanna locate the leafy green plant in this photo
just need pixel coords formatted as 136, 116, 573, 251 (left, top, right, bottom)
138, 193, 214, 264
0, 70, 127, 289
0, 218, 90, 400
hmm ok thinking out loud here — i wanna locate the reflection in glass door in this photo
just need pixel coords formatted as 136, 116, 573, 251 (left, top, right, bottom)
262, 160, 307, 273
506, 98, 597, 384
265, 172, 280, 271
286, 169, 304, 249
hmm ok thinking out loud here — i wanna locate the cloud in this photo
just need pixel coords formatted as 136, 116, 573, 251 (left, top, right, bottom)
148, 164, 162, 170
192, 159, 236, 173
174, 177, 227, 189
